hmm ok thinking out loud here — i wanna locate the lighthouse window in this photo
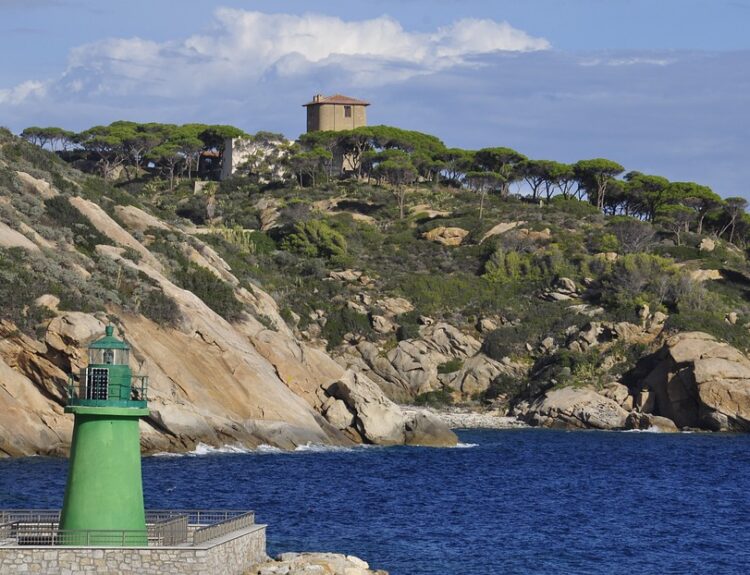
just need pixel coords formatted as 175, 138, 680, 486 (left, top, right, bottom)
89, 349, 129, 365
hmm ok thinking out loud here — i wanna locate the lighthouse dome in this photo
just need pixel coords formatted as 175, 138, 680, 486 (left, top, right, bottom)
89, 325, 130, 365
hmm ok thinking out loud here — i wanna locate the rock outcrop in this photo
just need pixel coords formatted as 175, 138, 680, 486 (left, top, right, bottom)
339, 322, 517, 401
514, 387, 629, 430
326, 371, 406, 445
640, 331, 750, 431
0, 188, 458, 455
250, 552, 387, 575
325, 370, 457, 446
421, 226, 469, 246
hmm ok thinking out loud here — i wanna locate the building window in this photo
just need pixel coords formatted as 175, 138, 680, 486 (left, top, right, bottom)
344, 105, 352, 118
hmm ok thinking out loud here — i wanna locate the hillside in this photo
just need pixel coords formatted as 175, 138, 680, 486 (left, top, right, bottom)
3, 124, 750, 456
0, 129, 457, 456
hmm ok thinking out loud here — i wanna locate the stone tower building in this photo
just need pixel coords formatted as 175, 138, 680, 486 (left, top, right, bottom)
303, 94, 369, 132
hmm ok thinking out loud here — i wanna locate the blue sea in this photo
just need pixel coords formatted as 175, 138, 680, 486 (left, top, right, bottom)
2, 429, 750, 574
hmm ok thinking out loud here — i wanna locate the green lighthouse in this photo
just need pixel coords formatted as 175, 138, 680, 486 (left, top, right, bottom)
60, 324, 149, 546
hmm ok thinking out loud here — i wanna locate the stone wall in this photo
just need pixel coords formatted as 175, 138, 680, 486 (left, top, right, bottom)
0, 525, 266, 575
306, 103, 367, 132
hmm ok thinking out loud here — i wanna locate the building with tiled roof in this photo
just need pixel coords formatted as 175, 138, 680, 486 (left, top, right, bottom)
303, 93, 370, 133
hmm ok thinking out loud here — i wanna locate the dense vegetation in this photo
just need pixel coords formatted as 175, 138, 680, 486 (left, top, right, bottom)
5, 122, 750, 408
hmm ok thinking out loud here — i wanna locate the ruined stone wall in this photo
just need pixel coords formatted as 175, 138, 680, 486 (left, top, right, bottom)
0, 525, 266, 575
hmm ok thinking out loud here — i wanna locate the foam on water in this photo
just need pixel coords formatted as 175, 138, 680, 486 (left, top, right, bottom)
151, 441, 375, 457
453, 442, 479, 448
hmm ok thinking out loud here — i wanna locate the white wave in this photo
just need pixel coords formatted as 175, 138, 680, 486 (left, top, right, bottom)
151, 442, 255, 457
192, 442, 254, 455
255, 444, 284, 454
454, 442, 479, 448
621, 427, 666, 434
293, 442, 370, 453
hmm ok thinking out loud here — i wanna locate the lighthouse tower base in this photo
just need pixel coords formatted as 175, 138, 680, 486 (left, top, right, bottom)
60, 406, 150, 546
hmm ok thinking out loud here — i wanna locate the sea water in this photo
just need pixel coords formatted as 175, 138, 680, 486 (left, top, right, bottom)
1, 429, 749, 574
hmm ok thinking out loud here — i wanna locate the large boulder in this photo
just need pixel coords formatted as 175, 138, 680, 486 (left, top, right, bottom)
325, 370, 457, 446
624, 412, 679, 432
404, 412, 458, 447
640, 331, 750, 431
515, 387, 629, 430
421, 226, 469, 246
250, 552, 388, 575
326, 370, 406, 445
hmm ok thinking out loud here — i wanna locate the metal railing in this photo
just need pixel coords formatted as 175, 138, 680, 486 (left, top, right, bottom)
67, 373, 148, 405
0, 510, 253, 548
0, 510, 61, 524
146, 510, 251, 526
0, 522, 148, 546
193, 512, 255, 545
148, 515, 188, 546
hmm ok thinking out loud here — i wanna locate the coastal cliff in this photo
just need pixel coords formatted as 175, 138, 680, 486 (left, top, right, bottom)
0, 133, 457, 455
4, 125, 750, 453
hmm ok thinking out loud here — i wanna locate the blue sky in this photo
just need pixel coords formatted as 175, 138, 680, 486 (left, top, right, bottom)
1, 0, 749, 196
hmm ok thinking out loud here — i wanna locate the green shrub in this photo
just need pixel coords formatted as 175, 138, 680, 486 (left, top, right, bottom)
481, 303, 585, 361
396, 311, 422, 341
43, 195, 109, 255
321, 306, 373, 349
546, 197, 600, 218
175, 264, 244, 321
666, 310, 750, 352
281, 219, 347, 263
437, 358, 464, 374
140, 289, 181, 326
591, 232, 620, 253
414, 388, 454, 407
483, 373, 523, 402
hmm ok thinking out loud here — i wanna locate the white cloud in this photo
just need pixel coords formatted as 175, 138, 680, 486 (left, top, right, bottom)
0, 79, 46, 104
1, 9, 548, 103
579, 56, 676, 67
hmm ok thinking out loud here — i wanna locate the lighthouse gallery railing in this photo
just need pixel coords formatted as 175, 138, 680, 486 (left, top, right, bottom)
66, 372, 149, 405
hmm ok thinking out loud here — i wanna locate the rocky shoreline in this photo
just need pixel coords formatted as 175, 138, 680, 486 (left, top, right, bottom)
250, 552, 387, 575
401, 405, 528, 430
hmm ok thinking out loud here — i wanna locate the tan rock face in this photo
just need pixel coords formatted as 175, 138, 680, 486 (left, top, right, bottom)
422, 226, 469, 246
409, 204, 451, 219
699, 237, 716, 252
479, 221, 526, 244
0, 321, 71, 456
69, 196, 164, 271
516, 387, 629, 430
404, 412, 458, 447
642, 331, 750, 430
114, 205, 170, 232
691, 269, 722, 282
0, 221, 40, 251
327, 370, 406, 445
14, 171, 58, 199
338, 322, 517, 401
0, 196, 457, 455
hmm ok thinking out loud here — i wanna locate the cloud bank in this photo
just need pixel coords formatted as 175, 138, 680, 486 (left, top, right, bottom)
0, 9, 548, 105
0, 8, 748, 197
